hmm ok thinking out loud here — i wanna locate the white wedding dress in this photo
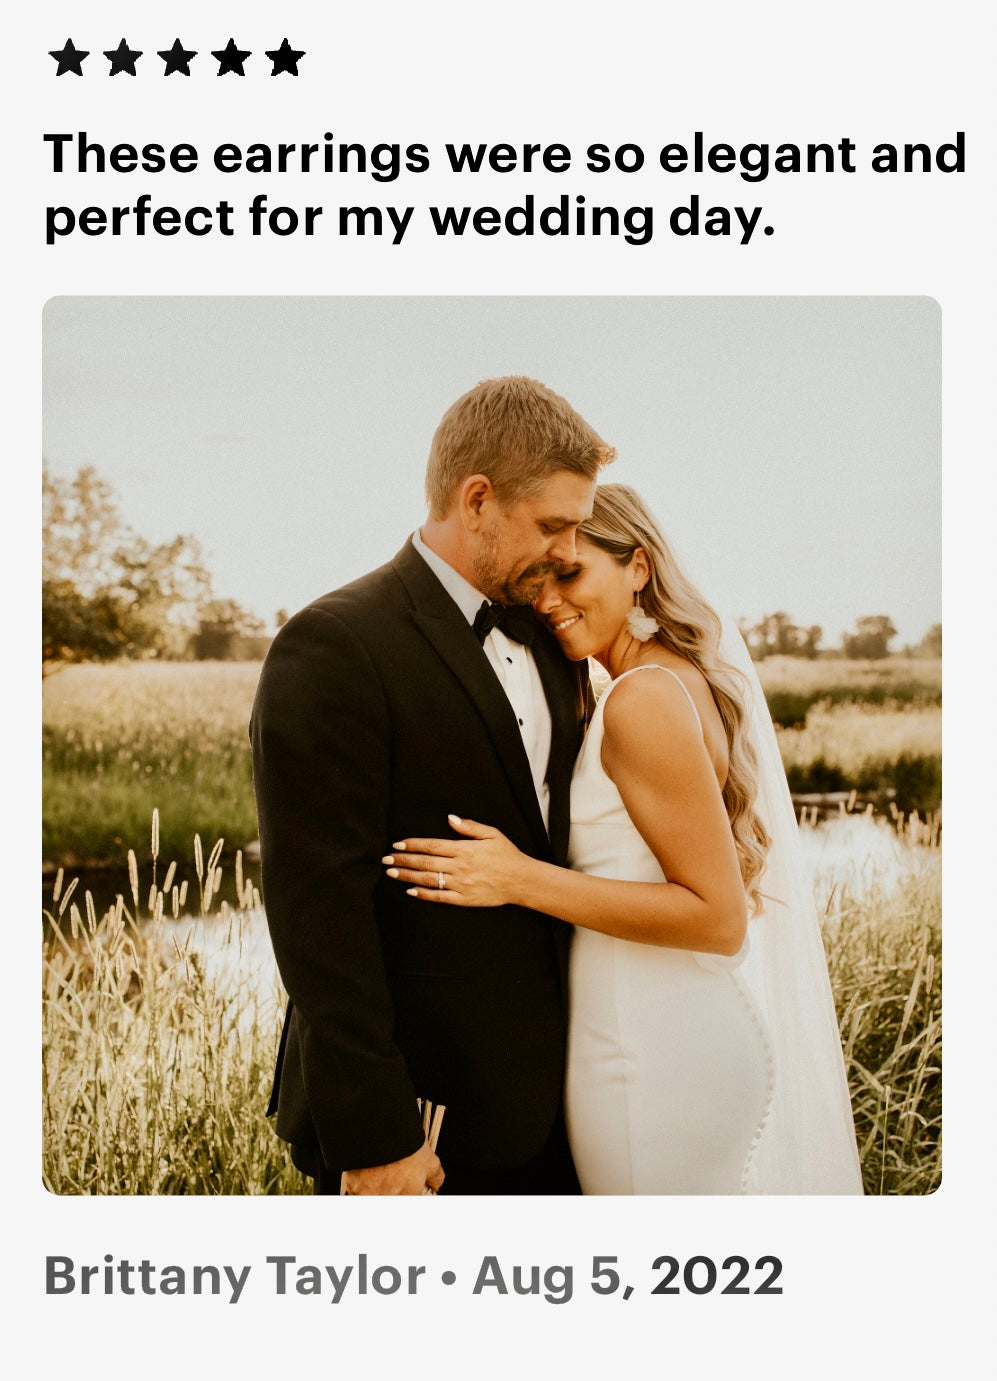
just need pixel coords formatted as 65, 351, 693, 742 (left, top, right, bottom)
565, 660, 863, 1195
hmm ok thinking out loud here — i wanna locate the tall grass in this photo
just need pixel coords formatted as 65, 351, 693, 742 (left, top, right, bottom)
816, 813, 941, 1194
42, 825, 305, 1195
43, 814, 941, 1196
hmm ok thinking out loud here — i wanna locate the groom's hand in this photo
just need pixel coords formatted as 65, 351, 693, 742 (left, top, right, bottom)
341, 1140, 445, 1196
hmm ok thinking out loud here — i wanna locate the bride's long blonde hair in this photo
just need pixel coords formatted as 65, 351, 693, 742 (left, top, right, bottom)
579, 484, 771, 911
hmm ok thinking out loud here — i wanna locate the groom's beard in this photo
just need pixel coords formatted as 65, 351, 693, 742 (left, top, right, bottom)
471, 529, 563, 606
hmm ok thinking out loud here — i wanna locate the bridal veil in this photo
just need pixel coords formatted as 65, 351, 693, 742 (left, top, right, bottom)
717, 618, 864, 1194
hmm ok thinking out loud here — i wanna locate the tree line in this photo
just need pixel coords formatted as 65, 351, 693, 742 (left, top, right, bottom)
42, 464, 269, 674
737, 612, 941, 662
42, 464, 941, 672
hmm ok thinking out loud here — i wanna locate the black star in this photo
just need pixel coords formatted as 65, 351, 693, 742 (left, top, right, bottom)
158, 39, 197, 76
211, 38, 252, 76
104, 38, 142, 76
49, 38, 89, 76
265, 38, 306, 76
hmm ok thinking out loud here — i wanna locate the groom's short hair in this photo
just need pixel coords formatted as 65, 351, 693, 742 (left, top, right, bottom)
425, 376, 615, 518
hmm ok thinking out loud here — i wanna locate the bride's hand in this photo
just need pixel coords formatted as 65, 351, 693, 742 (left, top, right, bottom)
383, 814, 530, 908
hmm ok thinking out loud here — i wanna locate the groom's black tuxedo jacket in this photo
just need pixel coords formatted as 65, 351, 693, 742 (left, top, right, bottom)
250, 538, 589, 1175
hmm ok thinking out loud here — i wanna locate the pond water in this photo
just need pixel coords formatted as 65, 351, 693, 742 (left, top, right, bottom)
798, 812, 939, 907
47, 813, 935, 920
174, 814, 938, 999
159, 907, 280, 1006
45, 812, 938, 1003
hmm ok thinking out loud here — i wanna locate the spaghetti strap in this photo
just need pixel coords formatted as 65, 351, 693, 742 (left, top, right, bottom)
602, 664, 703, 734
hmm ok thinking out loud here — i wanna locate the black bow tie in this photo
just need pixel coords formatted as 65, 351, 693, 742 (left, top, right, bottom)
472, 600, 537, 647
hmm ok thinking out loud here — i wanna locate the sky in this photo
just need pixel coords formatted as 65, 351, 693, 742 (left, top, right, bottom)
41, 296, 940, 646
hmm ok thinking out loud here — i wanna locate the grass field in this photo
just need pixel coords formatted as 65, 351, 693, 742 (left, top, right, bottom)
755, 654, 942, 715
40, 651, 939, 1193
42, 656, 941, 1196
43, 657, 942, 869
41, 811, 941, 1196
43, 662, 261, 868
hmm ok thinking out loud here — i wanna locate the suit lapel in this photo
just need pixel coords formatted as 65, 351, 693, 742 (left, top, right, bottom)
393, 541, 552, 857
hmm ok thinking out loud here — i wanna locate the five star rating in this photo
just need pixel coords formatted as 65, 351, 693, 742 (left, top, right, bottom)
49, 38, 305, 77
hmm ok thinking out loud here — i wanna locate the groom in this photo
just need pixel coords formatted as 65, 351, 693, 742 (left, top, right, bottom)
250, 376, 615, 1194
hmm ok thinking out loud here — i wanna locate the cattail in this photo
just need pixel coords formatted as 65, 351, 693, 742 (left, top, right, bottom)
148, 884, 158, 916
179, 880, 188, 908
194, 834, 203, 884
151, 808, 160, 868
163, 861, 177, 894
172, 885, 180, 919
85, 890, 97, 933
206, 839, 224, 876
52, 867, 64, 905
58, 876, 79, 917
127, 849, 139, 909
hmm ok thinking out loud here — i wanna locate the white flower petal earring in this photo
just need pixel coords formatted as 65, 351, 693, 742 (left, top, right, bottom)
625, 589, 660, 641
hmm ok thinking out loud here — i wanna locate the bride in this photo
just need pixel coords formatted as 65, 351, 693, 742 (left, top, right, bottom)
386, 483, 863, 1195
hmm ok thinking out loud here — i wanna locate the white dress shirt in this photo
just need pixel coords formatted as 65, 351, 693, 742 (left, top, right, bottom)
412, 530, 552, 830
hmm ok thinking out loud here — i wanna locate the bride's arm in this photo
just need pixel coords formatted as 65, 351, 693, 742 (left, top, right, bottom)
386, 672, 748, 957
